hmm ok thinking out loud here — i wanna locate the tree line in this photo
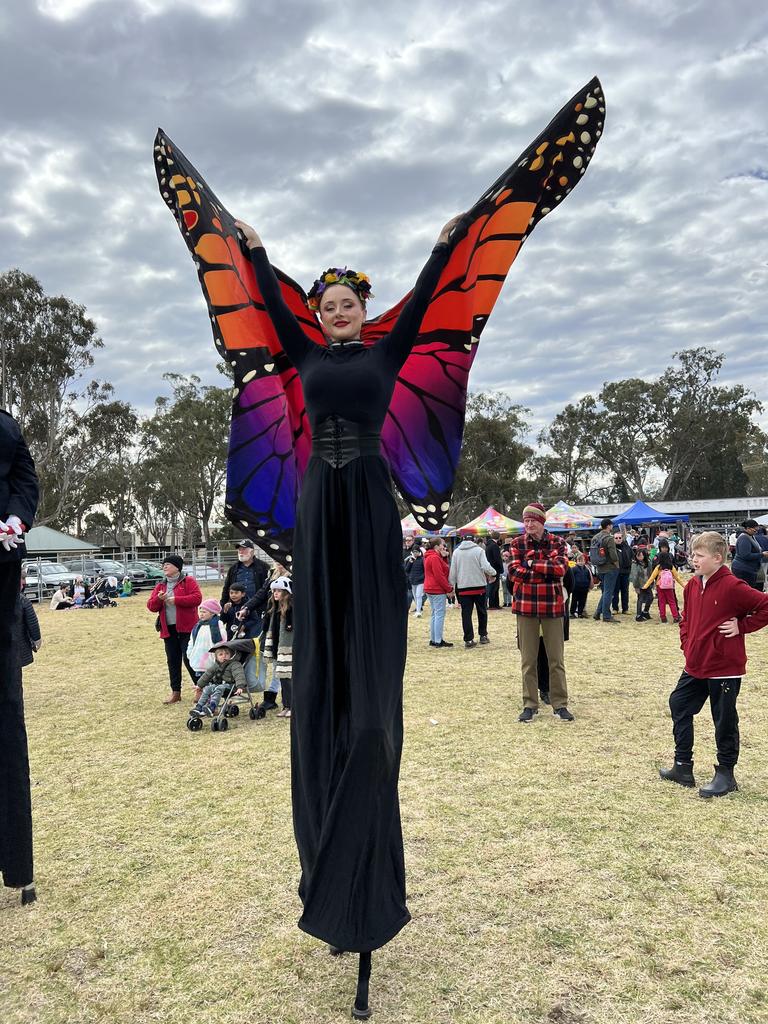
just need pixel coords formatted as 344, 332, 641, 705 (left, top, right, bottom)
2, 269, 766, 546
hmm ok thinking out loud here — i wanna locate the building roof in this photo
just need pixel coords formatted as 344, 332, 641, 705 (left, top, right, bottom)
574, 497, 768, 517
25, 525, 99, 553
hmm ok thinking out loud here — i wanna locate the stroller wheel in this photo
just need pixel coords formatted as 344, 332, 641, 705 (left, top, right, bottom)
229, 704, 239, 717
187, 716, 202, 732
211, 720, 219, 732
249, 708, 258, 720
219, 717, 229, 732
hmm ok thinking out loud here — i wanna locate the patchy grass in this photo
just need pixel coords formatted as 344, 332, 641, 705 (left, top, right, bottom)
3, 588, 768, 1024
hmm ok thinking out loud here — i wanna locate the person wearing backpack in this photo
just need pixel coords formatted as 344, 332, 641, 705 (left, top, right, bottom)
643, 540, 685, 623
590, 518, 621, 623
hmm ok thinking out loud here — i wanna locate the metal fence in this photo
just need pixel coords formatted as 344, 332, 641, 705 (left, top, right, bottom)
22, 546, 278, 603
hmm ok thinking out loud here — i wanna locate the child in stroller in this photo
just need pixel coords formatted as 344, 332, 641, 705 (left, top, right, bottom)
186, 638, 260, 732
82, 576, 118, 608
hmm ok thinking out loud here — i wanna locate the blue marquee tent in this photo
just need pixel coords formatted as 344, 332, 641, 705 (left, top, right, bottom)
612, 500, 689, 525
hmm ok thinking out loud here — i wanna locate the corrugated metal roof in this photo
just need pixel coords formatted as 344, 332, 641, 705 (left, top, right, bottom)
574, 497, 768, 517
26, 526, 99, 552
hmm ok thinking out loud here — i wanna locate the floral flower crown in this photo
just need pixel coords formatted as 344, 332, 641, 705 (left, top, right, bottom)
307, 267, 373, 311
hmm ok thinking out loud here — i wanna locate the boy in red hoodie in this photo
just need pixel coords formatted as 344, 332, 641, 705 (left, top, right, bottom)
660, 531, 768, 798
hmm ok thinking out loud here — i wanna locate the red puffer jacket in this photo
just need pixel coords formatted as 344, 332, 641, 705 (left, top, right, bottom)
147, 574, 203, 637
424, 549, 452, 595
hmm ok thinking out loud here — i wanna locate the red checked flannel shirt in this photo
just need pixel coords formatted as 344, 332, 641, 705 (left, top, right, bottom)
508, 530, 568, 617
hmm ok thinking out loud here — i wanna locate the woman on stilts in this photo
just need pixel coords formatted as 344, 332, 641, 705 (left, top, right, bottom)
155, 76, 605, 1017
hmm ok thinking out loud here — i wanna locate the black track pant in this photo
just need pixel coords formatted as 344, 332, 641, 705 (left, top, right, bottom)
669, 671, 741, 768
0, 560, 33, 888
457, 592, 488, 643
571, 587, 589, 616
162, 625, 195, 692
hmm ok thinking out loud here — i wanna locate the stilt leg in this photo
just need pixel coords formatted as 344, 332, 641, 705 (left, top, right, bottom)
352, 951, 372, 1019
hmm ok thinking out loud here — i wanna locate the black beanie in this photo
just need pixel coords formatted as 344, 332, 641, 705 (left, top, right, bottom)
163, 554, 184, 572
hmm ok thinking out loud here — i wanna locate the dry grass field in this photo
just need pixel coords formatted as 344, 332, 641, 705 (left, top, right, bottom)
3, 585, 768, 1024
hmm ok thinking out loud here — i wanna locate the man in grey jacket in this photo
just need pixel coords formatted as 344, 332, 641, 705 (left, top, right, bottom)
449, 535, 495, 648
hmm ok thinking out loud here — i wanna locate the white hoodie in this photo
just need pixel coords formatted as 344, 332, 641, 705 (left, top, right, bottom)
449, 540, 494, 591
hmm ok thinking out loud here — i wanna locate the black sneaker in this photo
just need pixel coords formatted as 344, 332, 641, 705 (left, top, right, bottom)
429, 641, 439, 647
479, 636, 490, 645
464, 640, 476, 649
553, 707, 575, 722
201, 704, 215, 718
438, 640, 454, 648
518, 708, 537, 723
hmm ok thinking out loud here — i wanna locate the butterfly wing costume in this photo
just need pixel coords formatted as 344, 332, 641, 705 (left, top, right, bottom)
155, 79, 605, 953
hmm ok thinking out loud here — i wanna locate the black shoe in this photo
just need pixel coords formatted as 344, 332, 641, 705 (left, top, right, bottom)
539, 690, 551, 706
20, 884, 36, 906
659, 761, 696, 787
438, 640, 454, 648
592, 613, 601, 621
642, 612, 651, 620
603, 618, 621, 624
479, 635, 490, 645
464, 640, 476, 649
429, 641, 439, 647
699, 765, 738, 799
635, 615, 643, 622
553, 707, 574, 722
518, 708, 537, 723
259, 698, 278, 714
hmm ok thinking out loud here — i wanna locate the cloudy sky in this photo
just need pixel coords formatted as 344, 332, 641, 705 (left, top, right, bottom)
1, 0, 767, 439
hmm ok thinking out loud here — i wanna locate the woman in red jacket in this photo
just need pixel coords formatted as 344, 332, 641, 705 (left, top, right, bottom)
147, 555, 203, 704
423, 538, 454, 648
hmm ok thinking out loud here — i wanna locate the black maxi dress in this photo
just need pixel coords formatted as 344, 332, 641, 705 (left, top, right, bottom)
249, 242, 449, 952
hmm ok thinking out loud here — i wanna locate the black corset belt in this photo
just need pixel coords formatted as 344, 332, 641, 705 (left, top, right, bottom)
311, 416, 382, 469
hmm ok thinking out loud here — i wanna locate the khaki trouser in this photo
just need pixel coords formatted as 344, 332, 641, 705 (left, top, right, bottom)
516, 615, 568, 711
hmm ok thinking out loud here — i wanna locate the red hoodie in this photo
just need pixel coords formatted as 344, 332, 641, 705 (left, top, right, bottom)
423, 548, 452, 595
679, 565, 768, 678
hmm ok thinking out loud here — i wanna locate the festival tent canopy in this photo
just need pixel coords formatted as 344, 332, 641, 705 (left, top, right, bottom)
611, 500, 690, 525
401, 514, 456, 537
456, 506, 524, 536
544, 500, 599, 531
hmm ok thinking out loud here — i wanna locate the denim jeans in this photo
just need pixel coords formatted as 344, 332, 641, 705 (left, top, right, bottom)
411, 583, 425, 613
594, 570, 619, 620
427, 593, 447, 643
256, 651, 280, 694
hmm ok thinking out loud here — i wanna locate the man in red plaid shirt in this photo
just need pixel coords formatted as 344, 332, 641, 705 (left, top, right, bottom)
508, 502, 574, 723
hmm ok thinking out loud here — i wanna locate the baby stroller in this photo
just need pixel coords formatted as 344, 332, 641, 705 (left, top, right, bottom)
83, 577, 118, 608
186, 638, 261, 733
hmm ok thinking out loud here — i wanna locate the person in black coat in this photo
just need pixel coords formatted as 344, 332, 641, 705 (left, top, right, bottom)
611, 530, 633, 614
485, 532, 504, 609
220, 539, 270, 610
15, 594, 42, 667
0, 410, 39, 905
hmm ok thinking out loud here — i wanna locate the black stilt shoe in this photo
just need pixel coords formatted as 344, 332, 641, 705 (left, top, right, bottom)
352, 951, 372, 1019
20, 883, 37, 906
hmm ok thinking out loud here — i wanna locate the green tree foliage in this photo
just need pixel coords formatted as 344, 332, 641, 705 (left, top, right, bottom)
451, 393, 533, 522
0, 269, 106, 524
537, 348, 766, 503
140, 374, 231, 545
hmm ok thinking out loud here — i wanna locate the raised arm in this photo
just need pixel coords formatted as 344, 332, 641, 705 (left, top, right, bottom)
379, 215, 462, 369
235, 220, 313, 369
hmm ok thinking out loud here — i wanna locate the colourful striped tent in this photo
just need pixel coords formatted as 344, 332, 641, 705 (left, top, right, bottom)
456, 506, 524, 536
544, 501, 598, 532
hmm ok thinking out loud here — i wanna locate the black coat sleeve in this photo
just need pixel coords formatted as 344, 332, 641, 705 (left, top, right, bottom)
1, 414, 39, 528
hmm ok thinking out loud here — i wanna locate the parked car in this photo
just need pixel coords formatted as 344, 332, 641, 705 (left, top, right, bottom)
123, 560, 164, 586
62, 558, 147, 585
22, 561, 80, 601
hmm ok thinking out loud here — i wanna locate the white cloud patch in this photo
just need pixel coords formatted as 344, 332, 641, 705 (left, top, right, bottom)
1, 0, 767, 436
